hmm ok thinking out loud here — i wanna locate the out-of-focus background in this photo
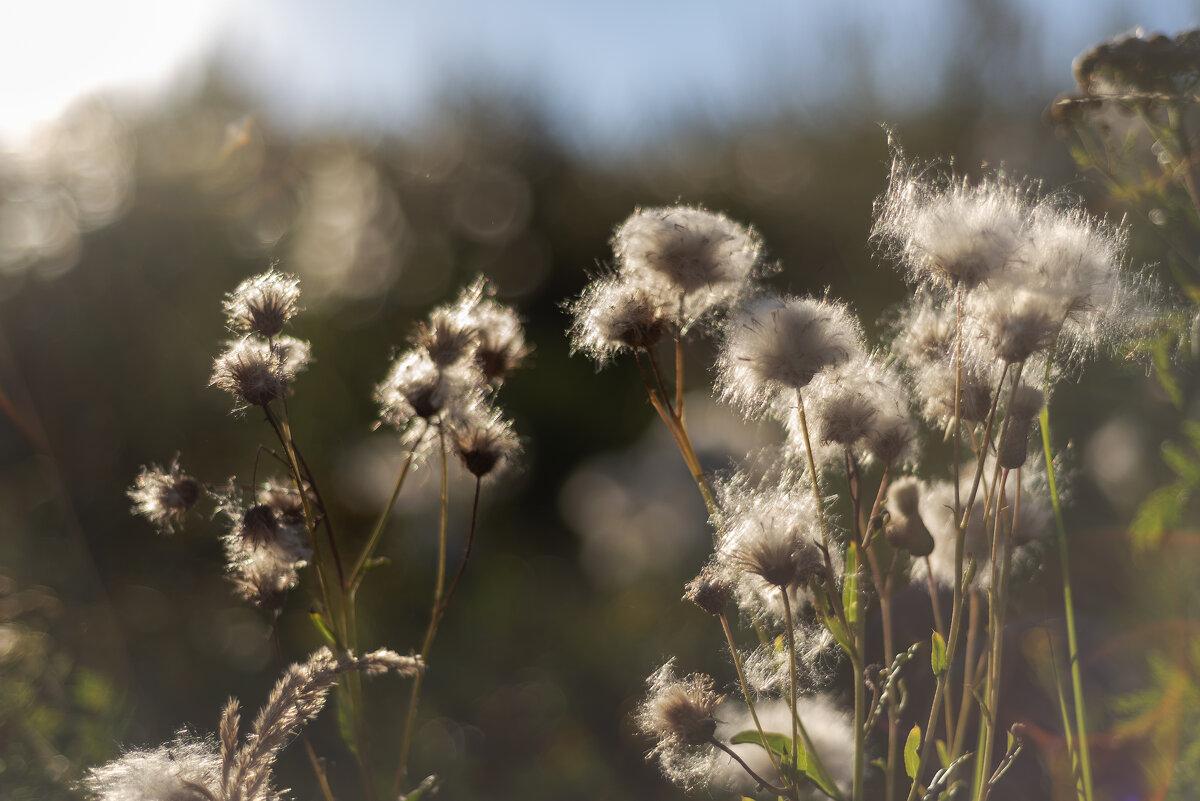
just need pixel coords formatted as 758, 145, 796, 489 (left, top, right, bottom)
2, 1, 1198, 799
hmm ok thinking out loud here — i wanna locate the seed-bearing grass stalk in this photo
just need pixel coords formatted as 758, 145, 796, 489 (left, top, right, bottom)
1040, 400, 1095, 801
394, 426, 450, 795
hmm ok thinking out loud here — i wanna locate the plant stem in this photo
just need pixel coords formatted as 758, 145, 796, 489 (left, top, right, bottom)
782, 592, 846, 801
350, 420, 427, 590
435, 477, 482, 624
394, 426, 450, 796
718, 612, 786, 787
710, 739, 790, 796
1040, 402, 1095, 801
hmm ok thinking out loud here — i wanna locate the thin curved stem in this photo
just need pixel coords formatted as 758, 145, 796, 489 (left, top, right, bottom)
350, 420, 428, 590
710, 739, 790, 796
435, 477, 482, 625
719, 612, 785, 786
394, 426, 450, 796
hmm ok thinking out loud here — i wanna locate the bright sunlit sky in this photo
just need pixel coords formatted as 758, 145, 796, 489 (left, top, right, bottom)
1, 0, 1198, 151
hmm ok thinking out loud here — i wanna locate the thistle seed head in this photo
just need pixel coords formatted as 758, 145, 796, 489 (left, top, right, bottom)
449, 405, 521, 479
615, 205, 760, 327
683, 563, 732, 617
716, 293, 864, 420
637, 660, 721, 749
224, 269, 302, 339
873, 160, 1031, 291
210, 337, 310, 413
128, 457, 202, 534
568, 275, 668, 364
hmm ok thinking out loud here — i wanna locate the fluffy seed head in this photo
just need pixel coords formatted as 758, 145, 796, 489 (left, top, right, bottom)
413, 306, 476, 368
615, 206, 760, 327
224, 269, 302, 339
792, 355, 914, 466
376, 349, 482, 426
874, 162, 1031, 290
128, 457, 201, 534
210, 337, 310, 413
456, 277, 531, 381
683, 563, 733, 617
80, 735, 221, 801
716, 472, 831, 619
568, 276, 668, 364
449, 405, 521, 478
717, 293, 864, 420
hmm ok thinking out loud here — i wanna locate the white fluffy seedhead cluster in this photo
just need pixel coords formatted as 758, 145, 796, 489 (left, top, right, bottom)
614, 206, 761, 319
377, 277, 526, 478
215, 482, 314, 614
873, 163, 1030, 291
716, 294, 865, 421
223, 270, 302, 340
635, 659, 723, 790
81, 648, 422, 801
211, 269, 312, 415
877, 157, 1150, 385
714, 472, 834, 622
128, 456, 203, 534
786, 354, 914, 468
568, 206, 761, 364
210, 337, 311, 414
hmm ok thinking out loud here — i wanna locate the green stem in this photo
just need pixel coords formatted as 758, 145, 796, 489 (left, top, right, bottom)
782, 592, 846, 801
1040, 403, 1095, 801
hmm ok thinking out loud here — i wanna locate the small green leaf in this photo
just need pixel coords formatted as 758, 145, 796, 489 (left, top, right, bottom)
930, 631, 948, 677
823, 614, 854, 657
935, 739, 950, 770
309, 612, 337, 647
904, 724, 922, 780
731, 729, 793, 757
843, 542, 860, 626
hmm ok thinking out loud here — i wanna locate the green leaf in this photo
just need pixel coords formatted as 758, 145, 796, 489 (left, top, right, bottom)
930, 631, 948, 677
843, 542, 859, 626
904, 724, 922, 780
731, 729, 793, 758
935, 739, 950, 770
1131, 484, 1188, 550
1163, 442, 1200, 483
823, 614, 854, 657
309, 611, 337, 647
730, 729, 808, 773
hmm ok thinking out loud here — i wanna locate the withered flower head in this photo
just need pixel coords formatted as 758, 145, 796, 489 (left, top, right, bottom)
224, 269, 302, 339
128, 457, 202, 534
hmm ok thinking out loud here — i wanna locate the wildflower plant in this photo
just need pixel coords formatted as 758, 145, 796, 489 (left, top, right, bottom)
569, 187, 1155, 800
115, 269, 528, 800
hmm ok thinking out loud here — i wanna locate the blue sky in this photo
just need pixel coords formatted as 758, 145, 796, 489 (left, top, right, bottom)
2, 0, 1198, 151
